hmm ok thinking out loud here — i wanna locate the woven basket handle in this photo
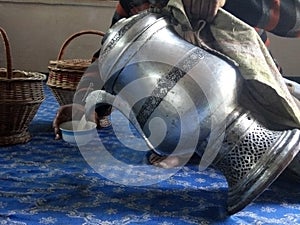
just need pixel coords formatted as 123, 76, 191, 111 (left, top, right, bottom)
0, 27, 13, 79
57, 30, 105, 60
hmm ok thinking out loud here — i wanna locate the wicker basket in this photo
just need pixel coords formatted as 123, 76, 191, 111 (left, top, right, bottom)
0, 27, 46, 145
47, 30, 105, 106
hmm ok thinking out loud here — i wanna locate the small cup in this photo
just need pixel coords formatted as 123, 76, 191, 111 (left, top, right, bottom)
59, 120, 97, 146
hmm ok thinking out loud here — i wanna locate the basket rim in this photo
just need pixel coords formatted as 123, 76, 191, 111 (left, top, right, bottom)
49, 59, 91, 64
0, 99, 45, 103
47, 83, 78, 91
0, 69, 46, 81
48, 65, 87, 73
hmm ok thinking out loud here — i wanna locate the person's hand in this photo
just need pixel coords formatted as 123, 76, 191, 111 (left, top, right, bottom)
52, 103, 85, 140
182, 0, 226, 23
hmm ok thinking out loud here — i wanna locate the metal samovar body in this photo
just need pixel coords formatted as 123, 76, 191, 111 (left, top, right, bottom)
85, 11, 300, 214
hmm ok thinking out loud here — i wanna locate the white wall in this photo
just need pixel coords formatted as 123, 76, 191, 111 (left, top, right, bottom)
1, 0, 299, 76
268, 33, 300, 77
0, 0, 117, 73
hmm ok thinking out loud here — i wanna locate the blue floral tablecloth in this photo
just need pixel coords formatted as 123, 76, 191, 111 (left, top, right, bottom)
0, 84, 299, 225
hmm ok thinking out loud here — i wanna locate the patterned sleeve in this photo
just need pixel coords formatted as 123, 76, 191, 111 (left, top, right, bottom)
224, 0, 300, 37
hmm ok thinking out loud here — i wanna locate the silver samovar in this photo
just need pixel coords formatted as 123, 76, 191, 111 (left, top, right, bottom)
85, 11, 300, 214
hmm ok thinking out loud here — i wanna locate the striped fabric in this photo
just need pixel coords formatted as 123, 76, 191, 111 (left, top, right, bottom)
223, 0, 300, 38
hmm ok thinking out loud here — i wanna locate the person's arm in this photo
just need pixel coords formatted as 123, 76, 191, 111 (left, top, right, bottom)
224, 0, 300, 37
112, 0, 168, 24
53, 62, 103, 139
92, 1, 130, 61
182, 0, 227, 23
111, 1, 130, 25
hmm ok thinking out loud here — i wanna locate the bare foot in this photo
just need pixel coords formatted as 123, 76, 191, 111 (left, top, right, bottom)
148, 152, 192, 169
97, 116, 111, 128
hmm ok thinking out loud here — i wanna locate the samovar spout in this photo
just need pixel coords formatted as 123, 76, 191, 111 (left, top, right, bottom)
84, 89, 157, 150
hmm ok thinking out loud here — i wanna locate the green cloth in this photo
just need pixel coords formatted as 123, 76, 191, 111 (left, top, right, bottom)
166, 0, 300, 128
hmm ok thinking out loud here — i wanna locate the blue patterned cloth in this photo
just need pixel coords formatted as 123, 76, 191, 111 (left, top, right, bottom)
0, 84, 300, 225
